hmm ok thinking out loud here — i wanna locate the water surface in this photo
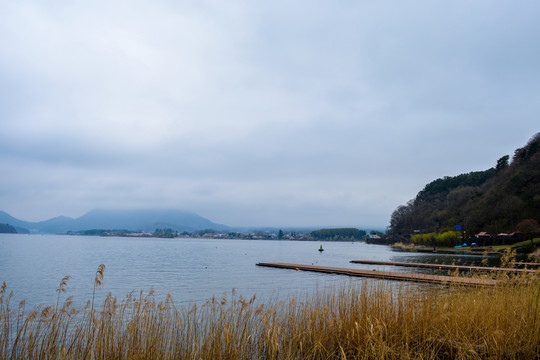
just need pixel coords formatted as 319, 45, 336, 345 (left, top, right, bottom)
0, 234, 495, 308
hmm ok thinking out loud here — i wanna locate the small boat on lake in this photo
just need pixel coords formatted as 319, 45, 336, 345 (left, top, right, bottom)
319, 245, 324, 252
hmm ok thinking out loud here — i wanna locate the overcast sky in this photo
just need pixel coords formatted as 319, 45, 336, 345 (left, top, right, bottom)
1, 1, 539, 228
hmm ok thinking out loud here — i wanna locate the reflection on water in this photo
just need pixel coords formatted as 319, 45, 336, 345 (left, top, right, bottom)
0, 234, 501, 308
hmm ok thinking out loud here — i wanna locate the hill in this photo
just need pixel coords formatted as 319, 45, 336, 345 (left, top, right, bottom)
0, 223, 17, 233
389, 133, 540, 239
0, 209, 228, 234
0, 211, 32, 233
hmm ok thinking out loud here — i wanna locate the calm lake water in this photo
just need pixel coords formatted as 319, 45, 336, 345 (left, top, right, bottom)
0, 234, 498, 309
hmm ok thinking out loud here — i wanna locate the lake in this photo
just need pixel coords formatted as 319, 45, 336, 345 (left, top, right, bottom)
0, 234, 497, 309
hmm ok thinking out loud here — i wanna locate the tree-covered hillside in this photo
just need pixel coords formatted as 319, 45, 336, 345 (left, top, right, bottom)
0, 224, 17, 233
389, 133, 540, 240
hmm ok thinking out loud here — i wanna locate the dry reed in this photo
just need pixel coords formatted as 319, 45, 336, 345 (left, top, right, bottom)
0, 263, 538, 359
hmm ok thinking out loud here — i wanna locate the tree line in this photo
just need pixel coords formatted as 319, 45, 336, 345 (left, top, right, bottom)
310, 228, 366, 240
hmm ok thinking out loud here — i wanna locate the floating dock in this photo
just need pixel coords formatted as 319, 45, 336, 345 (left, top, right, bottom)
349, 260, 538, 274
256, 262, 499, 286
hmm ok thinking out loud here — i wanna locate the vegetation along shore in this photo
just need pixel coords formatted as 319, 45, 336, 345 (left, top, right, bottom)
1, 260, 539, 359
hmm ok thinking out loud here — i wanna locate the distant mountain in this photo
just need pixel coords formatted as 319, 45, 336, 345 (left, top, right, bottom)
0, 209, 228, 234
0, 211, 32, 233
72, 209, 228, 233
37, 216, 78, 233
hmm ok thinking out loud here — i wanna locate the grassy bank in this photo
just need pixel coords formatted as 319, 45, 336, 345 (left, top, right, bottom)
392, 238, 540, 259
490, 238, 540, 254
1, 269, 539, 359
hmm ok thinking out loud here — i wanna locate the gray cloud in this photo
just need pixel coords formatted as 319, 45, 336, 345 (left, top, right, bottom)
1, 1, 539, 226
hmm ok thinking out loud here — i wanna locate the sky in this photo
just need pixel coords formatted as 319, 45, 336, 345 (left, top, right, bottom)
1, 1, 539, 228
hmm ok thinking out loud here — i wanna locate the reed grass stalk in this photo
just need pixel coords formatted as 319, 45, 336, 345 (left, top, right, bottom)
0, 269, 538, 359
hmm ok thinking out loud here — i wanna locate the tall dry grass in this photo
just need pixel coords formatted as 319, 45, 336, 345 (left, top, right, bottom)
1, 264, 538, 359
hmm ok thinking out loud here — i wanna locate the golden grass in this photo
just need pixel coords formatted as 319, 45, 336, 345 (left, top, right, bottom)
1, 266, 538, 359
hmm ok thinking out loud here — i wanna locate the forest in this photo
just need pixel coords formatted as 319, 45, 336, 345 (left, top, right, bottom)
310, 228, 366, 240
0, 224, 17, 233
388, 133, 540, 243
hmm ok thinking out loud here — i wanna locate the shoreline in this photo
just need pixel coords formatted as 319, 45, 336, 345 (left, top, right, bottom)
391, 242, 540, 261
391, 242, 503, 257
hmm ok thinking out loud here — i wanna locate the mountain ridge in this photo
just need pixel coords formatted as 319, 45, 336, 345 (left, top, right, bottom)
0, 209, 228, 234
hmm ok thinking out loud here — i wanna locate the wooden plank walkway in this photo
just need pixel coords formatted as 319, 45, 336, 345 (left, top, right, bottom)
349, 260, 538, 274
256, 262, 499, 286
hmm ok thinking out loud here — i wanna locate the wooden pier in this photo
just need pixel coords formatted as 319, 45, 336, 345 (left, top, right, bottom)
256, 262, 499, 286
349, 260, 538, 274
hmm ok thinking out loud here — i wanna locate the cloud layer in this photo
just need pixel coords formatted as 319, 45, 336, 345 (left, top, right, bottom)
1, 1, 539, 227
